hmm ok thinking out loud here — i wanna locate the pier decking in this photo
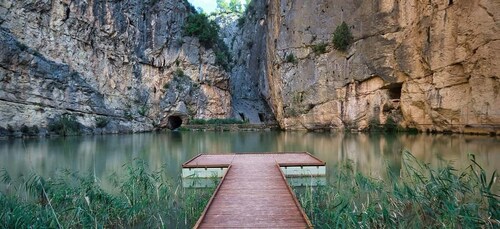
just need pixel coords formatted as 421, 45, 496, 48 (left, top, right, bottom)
182, 152, 325, 228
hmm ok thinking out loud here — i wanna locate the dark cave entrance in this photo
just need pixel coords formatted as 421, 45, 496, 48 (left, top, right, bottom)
388, 83, 403, 100
167, 116, 183, 130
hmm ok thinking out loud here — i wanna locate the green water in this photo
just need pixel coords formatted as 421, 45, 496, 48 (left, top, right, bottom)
0, 131, 498, 190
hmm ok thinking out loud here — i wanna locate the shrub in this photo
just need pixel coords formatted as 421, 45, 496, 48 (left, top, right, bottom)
138, 106, 148, 116
174, 68, 185, 78
95, 117, 109, 128
189, 118, 246, 125
332, 21, 353, 51
215, 51, 230, 71
48, 115, 80, 136
184, 13, 219, 48
237, 17, 245, 27
311, 43, 327, 55
285, 53, 297, 63
21, 125, 39, 136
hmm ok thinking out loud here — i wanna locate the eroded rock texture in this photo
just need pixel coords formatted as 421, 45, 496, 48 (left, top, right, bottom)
265, 0, 499, 133
0, 0, 231, 135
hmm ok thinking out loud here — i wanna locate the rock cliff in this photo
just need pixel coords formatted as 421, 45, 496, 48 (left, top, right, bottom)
0, 0, 231, 136
1, 0, 498, 136
264, 0, 499, 133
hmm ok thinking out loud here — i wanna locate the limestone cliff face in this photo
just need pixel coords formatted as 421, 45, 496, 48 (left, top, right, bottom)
0, 0, 231, 136
217, 2, 275, 124
265, 0, 499, 133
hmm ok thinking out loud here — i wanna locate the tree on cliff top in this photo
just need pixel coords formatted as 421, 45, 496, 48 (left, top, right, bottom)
332, 21, 353, 51
184, 13, 219, 48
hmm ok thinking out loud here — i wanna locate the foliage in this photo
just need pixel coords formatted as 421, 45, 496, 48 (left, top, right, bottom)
295, 150, 499, 228
184, 13, 219, 48
332, 21, 353, 51
189, 118, 247, 125
217, 0, 243, 13
285, 53, 297, 63
174, 68, 185, 78
138, 106, 149, 116
0, 160, 215, 228
124, 111, 133, 121
95, 117, 109, 128
183, 11, 231, 70
237, 17, 245, 27
311, 43, 327, 55
20, 125, 39, 136
48, 115, 81, 136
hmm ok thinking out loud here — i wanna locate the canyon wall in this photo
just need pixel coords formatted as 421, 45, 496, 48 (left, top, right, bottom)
0, 0, 231, 136
264, 0, 499, 133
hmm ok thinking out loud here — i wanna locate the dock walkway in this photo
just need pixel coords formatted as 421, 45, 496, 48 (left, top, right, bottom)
183, 153, 325, 228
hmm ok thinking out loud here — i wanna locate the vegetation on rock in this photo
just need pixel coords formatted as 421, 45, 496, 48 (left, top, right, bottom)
312, 43, 328, 55
189, 118, 246, 125
332, 22, 353, 51
48, 115, 81, 136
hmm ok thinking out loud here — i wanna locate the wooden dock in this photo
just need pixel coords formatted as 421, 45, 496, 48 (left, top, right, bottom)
182, 152, 325, 228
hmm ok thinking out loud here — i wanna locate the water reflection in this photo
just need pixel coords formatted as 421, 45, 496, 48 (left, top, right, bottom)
0, 132, 498, 191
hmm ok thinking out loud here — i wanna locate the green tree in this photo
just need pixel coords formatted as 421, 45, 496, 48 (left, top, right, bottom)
184, 13, 219, 48
228, 0, 242, 12
332, 21, 353, 51
216, 0, 230, 12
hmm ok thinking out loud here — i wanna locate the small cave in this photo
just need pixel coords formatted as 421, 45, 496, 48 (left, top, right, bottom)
388, 83, 403, 100
258, 113, 265, 122
239, 113, 246, 121
167, 115, 182, 130
448, 0, 453, 5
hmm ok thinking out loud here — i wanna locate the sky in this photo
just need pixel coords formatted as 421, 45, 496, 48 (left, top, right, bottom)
187, 0, 217, 14
187, 0, 247, 14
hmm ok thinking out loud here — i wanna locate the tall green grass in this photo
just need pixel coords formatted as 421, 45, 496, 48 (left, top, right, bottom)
294, 150, 499, 228
0, 159, 215, 228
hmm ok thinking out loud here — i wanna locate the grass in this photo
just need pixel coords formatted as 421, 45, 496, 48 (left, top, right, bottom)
0, 159, 215, 228
294, 150, 499, 228
189, 118, 247, 125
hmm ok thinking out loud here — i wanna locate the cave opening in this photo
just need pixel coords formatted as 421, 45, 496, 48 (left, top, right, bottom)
167, 116, 182, 130
388, 83, 402, 100
258, 113, 265, 122
239, 113, 246, 121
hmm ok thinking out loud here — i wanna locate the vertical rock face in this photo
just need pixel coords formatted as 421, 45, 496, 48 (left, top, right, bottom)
217, 1, 275, 124
0, 0, 231, 135
265, 0, 499, 133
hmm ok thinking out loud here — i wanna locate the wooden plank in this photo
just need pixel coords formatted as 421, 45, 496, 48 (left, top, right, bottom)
190, 153, 317, 228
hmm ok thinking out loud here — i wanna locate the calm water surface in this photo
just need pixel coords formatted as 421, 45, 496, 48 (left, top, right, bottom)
1, 131, 498, 190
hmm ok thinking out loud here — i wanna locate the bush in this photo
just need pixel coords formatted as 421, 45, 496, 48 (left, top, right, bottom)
189, 118, 246, 125
174, 68, 185, 78
285, 53, 297, 63
184, 13, 219, 48
237, 17, 245, 27
332, 21, 353, 51
21, 125, 39, 136
48, 115, 80, 136
311, 43, 327, 55
95, 117, 109, 128
215, 51, 230, 71
138, 106, 148, 116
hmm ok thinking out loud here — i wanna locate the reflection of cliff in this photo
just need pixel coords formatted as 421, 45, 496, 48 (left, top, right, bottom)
0, 132, 498, 191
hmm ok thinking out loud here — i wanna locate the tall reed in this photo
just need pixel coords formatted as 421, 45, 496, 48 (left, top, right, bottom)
294, 150, 499, 228
0, 159, 215, 228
